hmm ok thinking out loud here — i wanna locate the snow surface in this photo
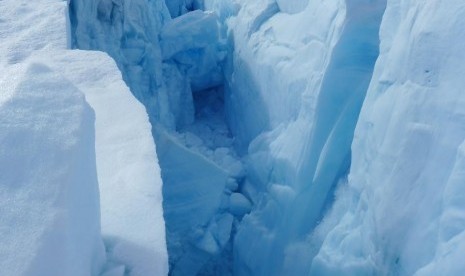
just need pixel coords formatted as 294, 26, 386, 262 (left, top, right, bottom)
0, 57, 105, 276
0, 2, 105, 275
42, 51, 169, 276
1, 0, 167, 275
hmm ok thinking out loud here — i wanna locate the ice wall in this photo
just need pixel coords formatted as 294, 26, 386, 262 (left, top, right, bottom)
70, 0, 183, 129
206, 0, 385, 274
313, 0, 465, 274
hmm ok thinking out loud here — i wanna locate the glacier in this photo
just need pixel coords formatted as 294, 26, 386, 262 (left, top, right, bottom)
2, 0, 465, 275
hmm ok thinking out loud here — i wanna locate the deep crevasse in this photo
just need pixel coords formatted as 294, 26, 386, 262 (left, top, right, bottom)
70, 0, 247, 274
207, 0, 386, 274
69, 0, 465, 275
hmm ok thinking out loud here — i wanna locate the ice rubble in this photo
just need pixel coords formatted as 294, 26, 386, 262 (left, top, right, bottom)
1, 0, 167, 275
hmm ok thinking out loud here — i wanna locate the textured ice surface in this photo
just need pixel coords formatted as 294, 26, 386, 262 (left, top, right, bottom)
209, 0, 465, 275
313, 1, 465, 275
205, 0, 384, 274
160, 10, 225, 92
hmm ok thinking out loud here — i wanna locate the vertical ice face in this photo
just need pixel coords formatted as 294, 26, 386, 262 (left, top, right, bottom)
313, 0, 465, 274
206, 0, 385, 274
70, 0, 184, 129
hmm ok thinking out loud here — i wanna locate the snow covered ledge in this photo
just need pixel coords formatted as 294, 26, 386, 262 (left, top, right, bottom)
0, 0, 168, 275
43, 50, 169, 276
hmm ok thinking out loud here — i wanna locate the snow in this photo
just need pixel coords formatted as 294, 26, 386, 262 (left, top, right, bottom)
1, 0, 167, 275
0, 1, 104, 275
41, 51, 169, 276
0, 60, 105, 276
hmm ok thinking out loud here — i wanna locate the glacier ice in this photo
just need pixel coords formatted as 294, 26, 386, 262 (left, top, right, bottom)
70, 0, 465, 274
3, 0, 465, 275
313, 0, 465, 274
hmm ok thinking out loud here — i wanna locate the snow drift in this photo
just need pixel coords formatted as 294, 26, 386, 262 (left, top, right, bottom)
1, 0, 167, 275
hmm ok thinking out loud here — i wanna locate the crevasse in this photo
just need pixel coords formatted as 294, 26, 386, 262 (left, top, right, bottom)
70, 0, 384, 274
70, 0, 246, 274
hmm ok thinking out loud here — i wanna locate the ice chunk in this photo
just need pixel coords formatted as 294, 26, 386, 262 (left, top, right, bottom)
276, 0, 308, 14
229, 193, 252, 217
160, 10, 218, 59
155, 127, 231, 275
160, 10, 225, 91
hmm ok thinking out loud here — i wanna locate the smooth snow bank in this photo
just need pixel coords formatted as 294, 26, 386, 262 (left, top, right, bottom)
313, 0, 465, 275
0, 1, 105, 275
1, 0, 168, 275
0, 59, 105, 276
41, 51, 169, 276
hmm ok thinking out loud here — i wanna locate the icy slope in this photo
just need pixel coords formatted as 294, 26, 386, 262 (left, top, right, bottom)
313, 0, 465, 275
1, 0, 167, 275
